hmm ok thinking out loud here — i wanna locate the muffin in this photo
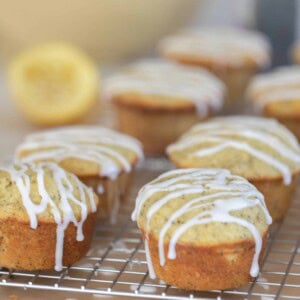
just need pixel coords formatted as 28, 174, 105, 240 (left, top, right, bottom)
15, 126, 143, 222
248, 66, 300, 140
291, 42, 300, 64
132, 168, 272, 290
158, 27, 271, 108
167, 116, 300, 221
103, 59, 225, 154
0, 162, 98, 270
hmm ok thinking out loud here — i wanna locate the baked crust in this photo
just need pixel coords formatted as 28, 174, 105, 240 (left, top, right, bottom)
167, 117, 300, 182
170, 158, 300, 182
169, 161, 299, 222
15, 127, 142, 221
0, 212, 97, 270
133, 169, 271, 291
272, 117, 300, 141
112, 92, 197, 112
162, 52, 260, 72
167, 117, 300, 221
104, 60, 224, 113
57, 156, 139, 178
261, 101, 300, 120
250, 175, 298, 221
81, 171, 134, 221
247, 66, 300, 120
114, 104, 205, 154
16, 126, 143, 178
162, 53, 257, 106
260, 106, 300, 142
142, 229, 268, 291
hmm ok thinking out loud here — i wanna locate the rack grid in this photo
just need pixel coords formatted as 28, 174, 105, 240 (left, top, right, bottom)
0, 157, 300, 299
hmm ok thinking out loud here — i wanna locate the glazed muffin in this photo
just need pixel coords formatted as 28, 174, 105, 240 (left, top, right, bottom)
248, 66, 300, 140
132, 168, 272, 290
103, 59, 224, 154
15, 126, 143, 222
0, 162, 98, 270
167, 116, 300, 221
158, 27, 271, 108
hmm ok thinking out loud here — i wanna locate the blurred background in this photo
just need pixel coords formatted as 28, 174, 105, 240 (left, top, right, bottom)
0, 2, 298, 299
0, 0, 297, 66
0, 0, 298, 157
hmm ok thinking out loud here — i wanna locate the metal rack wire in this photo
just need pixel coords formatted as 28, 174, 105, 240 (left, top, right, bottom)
0, 157, 300, 299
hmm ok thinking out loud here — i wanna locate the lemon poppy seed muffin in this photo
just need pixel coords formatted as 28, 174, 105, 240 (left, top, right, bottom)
132, 168, 272, 290
248, 66, 300, 140
103, 59, 225, 154
0, 162, 98, 270
158, 27, 271, 108
15, 126, 143, 222
167, 116, 300, 221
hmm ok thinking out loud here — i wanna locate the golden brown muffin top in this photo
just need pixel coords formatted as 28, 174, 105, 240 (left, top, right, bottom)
158, 27, 271, 70
103, 60, 224, 115
132, 168, 271, 278
167, 116, 300, 183
0, 162, 99, 271
0, 162, 98, 223
15, 126, 144, 178
248, 66, 300, 118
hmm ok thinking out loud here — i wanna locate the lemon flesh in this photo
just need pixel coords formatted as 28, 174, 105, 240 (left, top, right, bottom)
8, 42, 99, 126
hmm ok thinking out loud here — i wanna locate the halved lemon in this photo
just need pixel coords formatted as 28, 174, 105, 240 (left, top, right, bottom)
8, 42, 99, 126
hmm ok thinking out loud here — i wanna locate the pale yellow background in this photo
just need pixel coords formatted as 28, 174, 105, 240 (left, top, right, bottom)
0, 0, 199, 63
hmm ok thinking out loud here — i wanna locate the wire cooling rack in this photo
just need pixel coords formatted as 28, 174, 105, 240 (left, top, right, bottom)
0, 157, 299, 300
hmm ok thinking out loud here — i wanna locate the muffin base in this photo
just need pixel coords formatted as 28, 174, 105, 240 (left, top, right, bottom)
142, 230, 268, 291
114, 104, 203, 155
250, 175, 298, 222
216, 68, 255, 111
0, 212, 97, 270
269, 117, 300, 142
81, 171, 134, 222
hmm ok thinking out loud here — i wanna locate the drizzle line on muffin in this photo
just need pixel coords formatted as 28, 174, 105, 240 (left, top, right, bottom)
15, 126, 143, 180
1, 162, 97, 271
167, 117, 300, 185
132, 168, 272, 279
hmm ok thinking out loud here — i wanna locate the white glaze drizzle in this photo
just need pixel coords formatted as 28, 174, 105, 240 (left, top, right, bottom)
97, 184, 104, 194
0, 162, 97, 271
132, 169, 272, 278
248, 66, 300, 108
15, 126, 143, 180
144, 238, 156, 279
159, 27, 271, 68
167, 116, 300, 185
103, 60, 225, 116
132, 169, 272, 279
